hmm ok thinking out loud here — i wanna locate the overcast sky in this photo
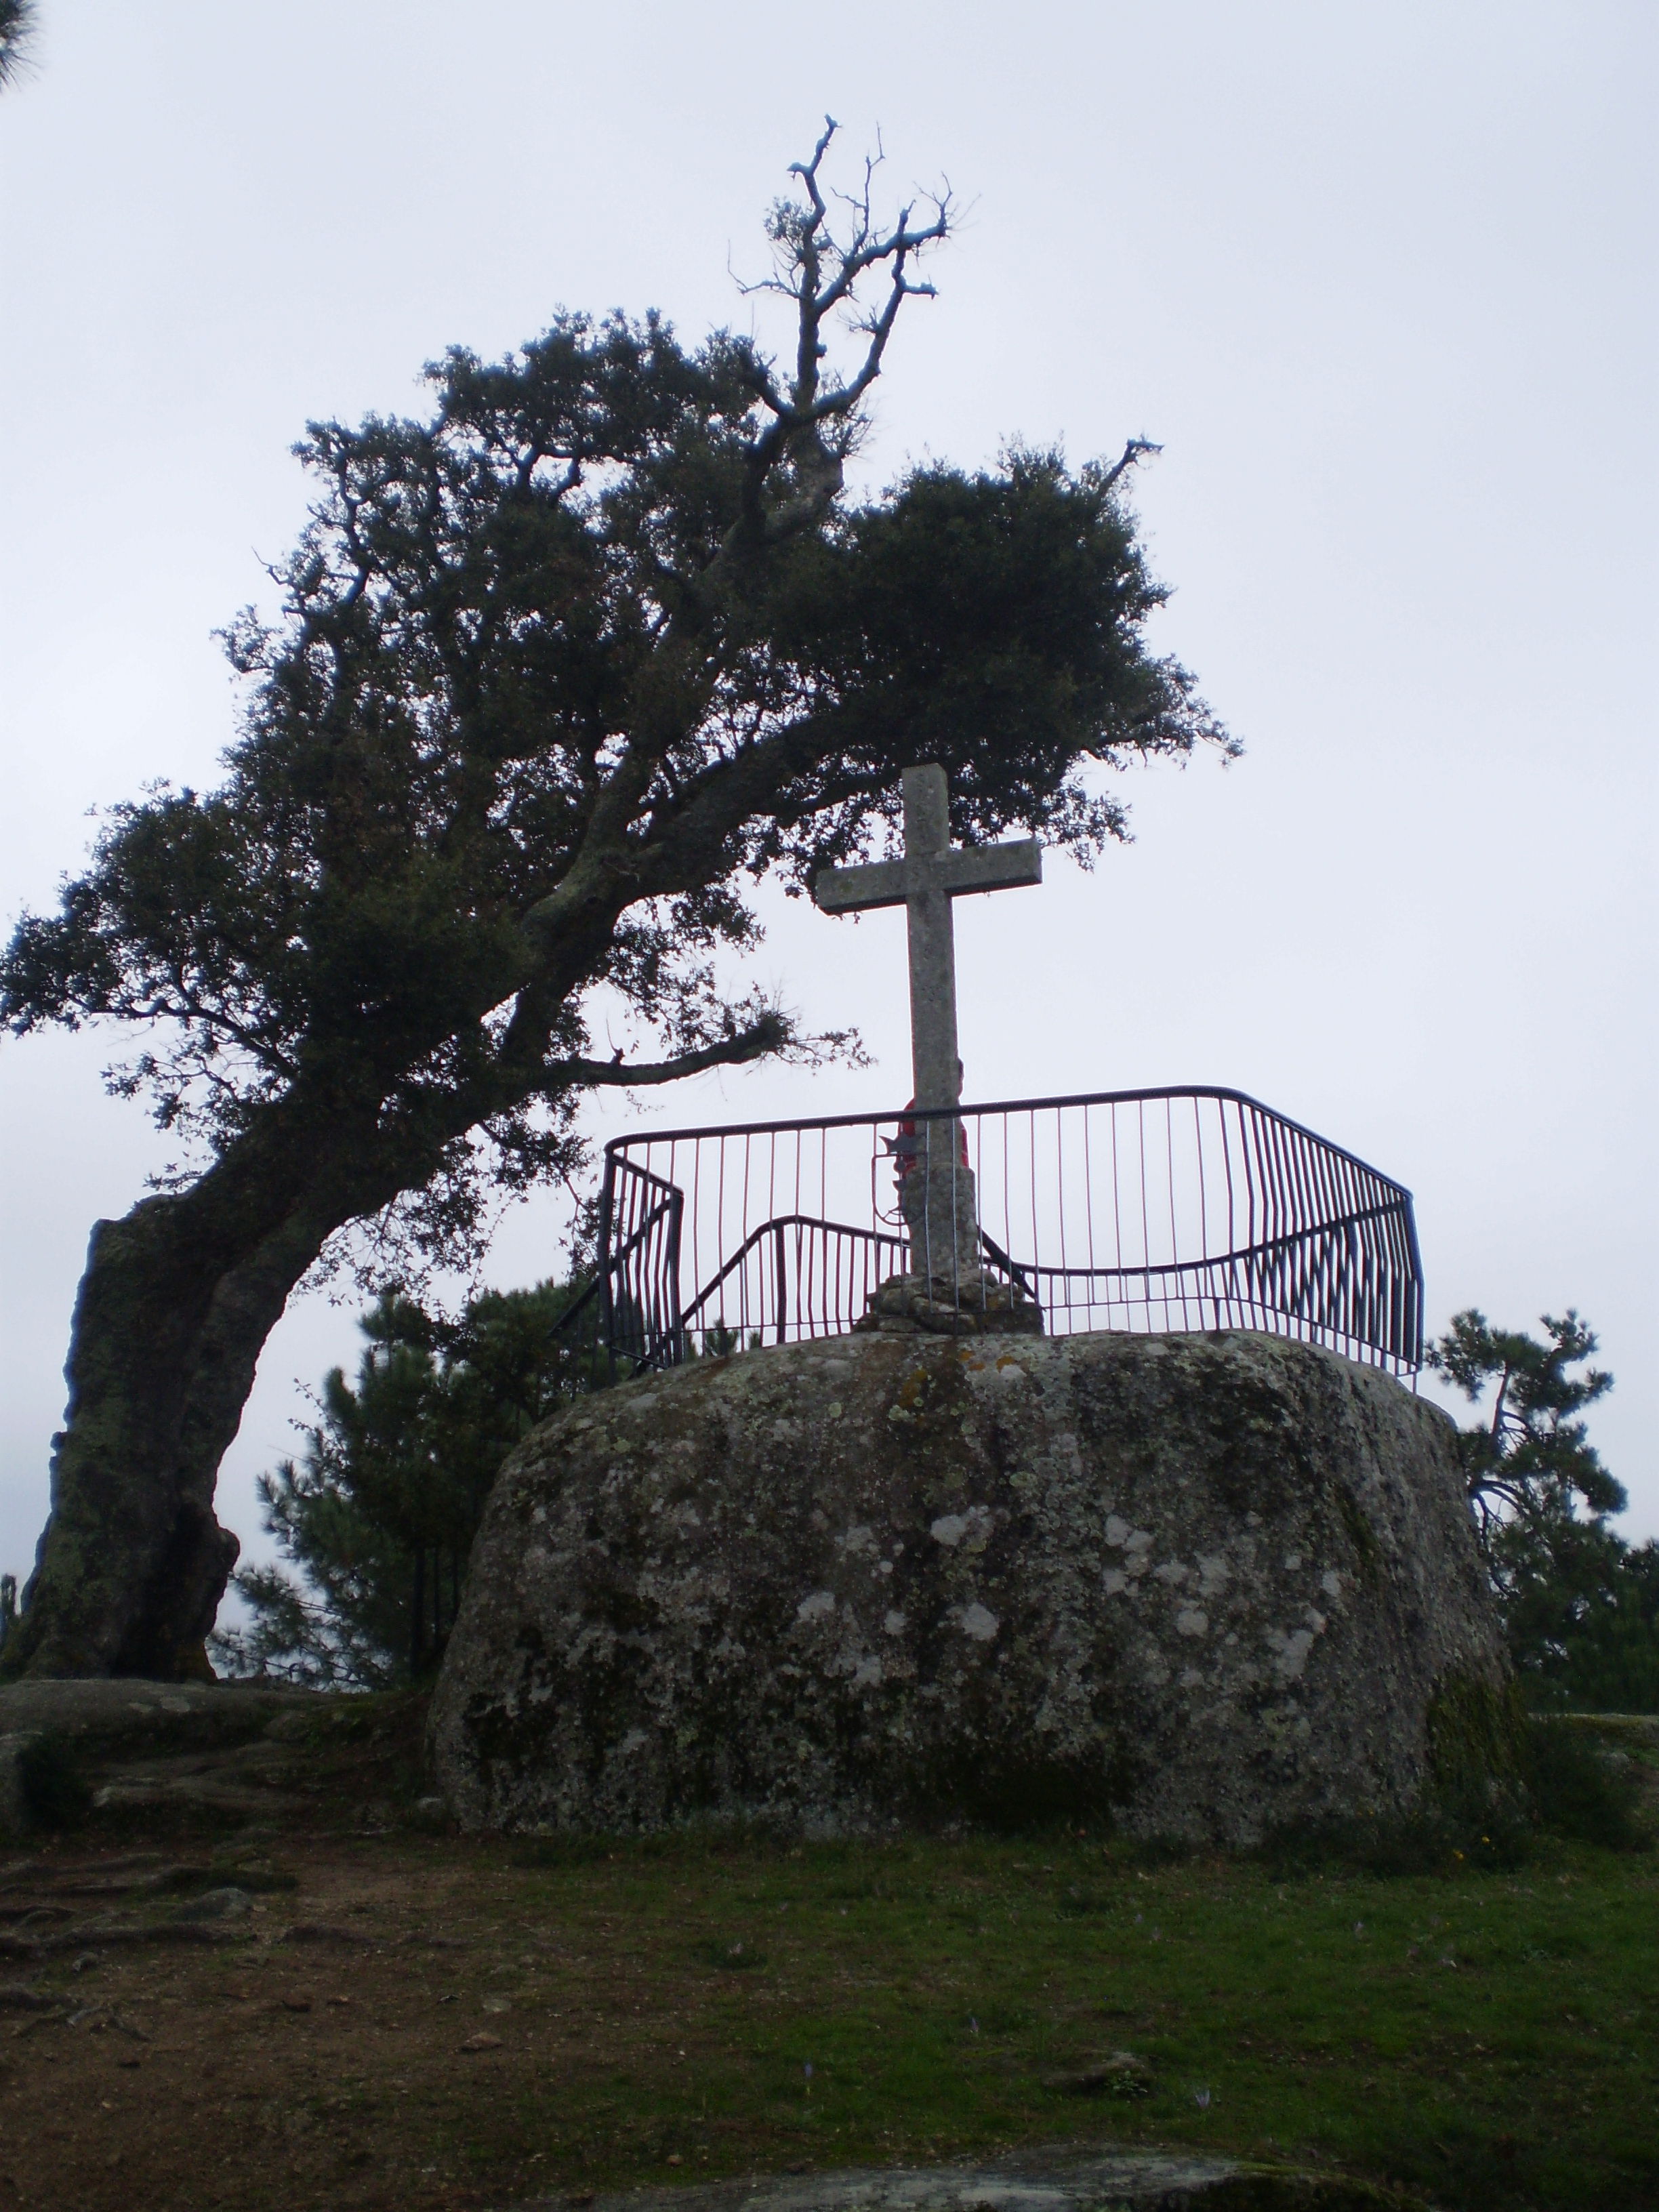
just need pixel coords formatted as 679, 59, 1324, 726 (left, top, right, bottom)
1, 0, 1654, 1602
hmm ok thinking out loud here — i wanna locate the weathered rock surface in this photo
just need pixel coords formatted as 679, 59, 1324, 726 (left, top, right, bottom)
430, 1330, 1507, 1843
512, 2146, 1425, 2212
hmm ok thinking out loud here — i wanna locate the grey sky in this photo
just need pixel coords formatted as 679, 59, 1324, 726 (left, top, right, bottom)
2, 0, 1654, 1595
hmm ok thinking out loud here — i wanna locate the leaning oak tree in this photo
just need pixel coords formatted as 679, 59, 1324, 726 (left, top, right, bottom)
1, 124, 1231, 1679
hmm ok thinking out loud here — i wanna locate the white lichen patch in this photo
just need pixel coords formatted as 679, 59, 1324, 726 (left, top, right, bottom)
929, 1504, 993, 1551
1322, 1570, 1343, 1597
795, 1590, 836, 1624
1174, 1607, 1210, 1638
837, 1525, 878, 1556
954, 1602, 1000, 1643
1102, 1568, 1129, 1596
1268, 1626, 1318, 1679
882, 1610, 907, 1636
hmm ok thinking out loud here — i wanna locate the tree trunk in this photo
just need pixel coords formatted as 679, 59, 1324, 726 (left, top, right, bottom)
3, 1176, 335, 1681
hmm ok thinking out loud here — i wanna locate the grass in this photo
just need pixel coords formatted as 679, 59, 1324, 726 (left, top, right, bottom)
426, 1826, 1657, 2212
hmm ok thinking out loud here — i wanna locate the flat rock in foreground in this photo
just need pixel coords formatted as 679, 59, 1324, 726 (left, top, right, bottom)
509, 2146, 1422, 2211
432, 1330, 1507, 1843
0, 1677, 306, 1753
0, 1679, 323, 1832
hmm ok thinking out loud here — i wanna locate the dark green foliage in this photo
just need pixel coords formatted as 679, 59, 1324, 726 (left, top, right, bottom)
0, 193, 1227, 1282
1495, 1516, 1659, 1715
0, 1, 35, 89
16, 1732, 91, 1830
1524, 1719, 1649, 1851
1258, 1709, 1650, 1875
211, 1277, 594, 1685
1429, 1309, 1658, 1711
1429, 1308, 1622, 1532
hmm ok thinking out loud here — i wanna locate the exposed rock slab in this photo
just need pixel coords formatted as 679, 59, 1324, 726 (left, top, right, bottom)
432, 1330, 1506, 1843
508, 2146, 1422, 2211
0, 1679, 314, 1835
0, 1679, 306, 1756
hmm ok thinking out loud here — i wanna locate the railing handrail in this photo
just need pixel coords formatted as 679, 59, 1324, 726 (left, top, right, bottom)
679, 1212, 908, 1323
602, 1082, 1414, 1205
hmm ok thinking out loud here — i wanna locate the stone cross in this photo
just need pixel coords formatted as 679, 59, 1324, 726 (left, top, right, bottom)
812, 764, 1042, 1297
811, 763, 1042, 1113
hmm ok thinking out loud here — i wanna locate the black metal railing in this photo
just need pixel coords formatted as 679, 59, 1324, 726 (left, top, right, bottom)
560, 1087, 1422, 1378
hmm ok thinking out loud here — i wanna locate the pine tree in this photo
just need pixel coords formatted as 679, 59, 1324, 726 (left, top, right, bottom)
1429, 1309, 1657, 1709
212, 1279, 594, 1685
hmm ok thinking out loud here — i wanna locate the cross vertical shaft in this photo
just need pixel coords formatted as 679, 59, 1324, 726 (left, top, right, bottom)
901, 764, 961, 1115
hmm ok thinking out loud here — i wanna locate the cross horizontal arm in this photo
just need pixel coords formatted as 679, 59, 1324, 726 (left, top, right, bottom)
813, 854, 910, 913
812, 837, 1042, 916
935, 838, 1043, 897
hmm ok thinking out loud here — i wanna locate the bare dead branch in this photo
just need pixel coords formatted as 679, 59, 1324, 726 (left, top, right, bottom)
718, 126, 954, 564
1099, 436, 1164, 490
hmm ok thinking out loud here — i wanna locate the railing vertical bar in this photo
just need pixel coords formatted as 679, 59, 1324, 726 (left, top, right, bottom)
1136, 1096, 1152, 1324
1214, 1101, 1235, 1332
1119, 1092, 1132, 1318
1193, 1093, 1210, 1330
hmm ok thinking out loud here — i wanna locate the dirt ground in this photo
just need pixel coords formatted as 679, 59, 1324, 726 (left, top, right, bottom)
3, 1834, 539, 2209
0, 1694, 581, 2212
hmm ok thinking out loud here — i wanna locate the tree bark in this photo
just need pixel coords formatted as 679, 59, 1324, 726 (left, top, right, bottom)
3, 1167, 337, 1680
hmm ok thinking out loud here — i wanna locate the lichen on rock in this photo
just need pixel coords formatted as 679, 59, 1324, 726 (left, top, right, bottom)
428, 1330, 1507, 1845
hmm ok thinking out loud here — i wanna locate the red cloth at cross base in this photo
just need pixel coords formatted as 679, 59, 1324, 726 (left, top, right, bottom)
894, 1100, 970, 1181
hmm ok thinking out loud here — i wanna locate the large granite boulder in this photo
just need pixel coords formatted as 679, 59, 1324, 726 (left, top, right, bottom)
430, 1330, 1508, 1843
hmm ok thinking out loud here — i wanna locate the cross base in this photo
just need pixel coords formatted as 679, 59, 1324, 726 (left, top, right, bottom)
866, 1141, 1046, 1336
854, 1269, 1045, 1338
